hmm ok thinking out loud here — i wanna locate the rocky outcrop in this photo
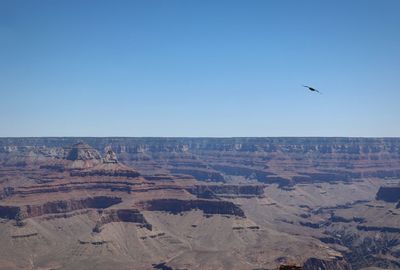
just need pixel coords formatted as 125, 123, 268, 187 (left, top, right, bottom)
139, 199, 246, 217
103, 149, 118, 163
0, 196, 122, 220
93, 208, 152, 232
64, 142, 101, 161
62, 142, 103, 169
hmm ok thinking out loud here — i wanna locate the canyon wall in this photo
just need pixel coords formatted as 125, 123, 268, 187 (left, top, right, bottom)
1, 137, 400, 186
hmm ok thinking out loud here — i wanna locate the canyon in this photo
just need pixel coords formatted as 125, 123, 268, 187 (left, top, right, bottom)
0, 138, 399, 270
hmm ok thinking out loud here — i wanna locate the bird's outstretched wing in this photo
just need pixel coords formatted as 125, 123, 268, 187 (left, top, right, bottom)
302, 84, 321, 94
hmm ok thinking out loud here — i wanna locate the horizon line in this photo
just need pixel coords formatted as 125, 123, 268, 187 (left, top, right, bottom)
1, 136, 400, 139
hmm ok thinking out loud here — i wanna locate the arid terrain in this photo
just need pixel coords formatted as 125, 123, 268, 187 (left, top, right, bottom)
0, 137, 399, 270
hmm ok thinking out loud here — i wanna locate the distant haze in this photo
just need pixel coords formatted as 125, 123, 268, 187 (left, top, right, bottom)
1, 0, 399, 137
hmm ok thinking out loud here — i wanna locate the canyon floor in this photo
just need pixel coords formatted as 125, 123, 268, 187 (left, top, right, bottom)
0, 138, 399, 270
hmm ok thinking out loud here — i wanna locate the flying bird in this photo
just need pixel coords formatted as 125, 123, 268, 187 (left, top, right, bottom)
303, 85, 321, 94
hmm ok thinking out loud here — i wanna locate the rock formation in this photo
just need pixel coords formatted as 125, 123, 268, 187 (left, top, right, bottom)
0, 138, 399, 270
93, 208, 152, 232
138, 198, 246, 217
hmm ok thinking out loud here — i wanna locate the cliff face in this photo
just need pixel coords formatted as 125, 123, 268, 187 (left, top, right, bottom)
0, 205, 19, 219
0, 196, 122, 220
376, 186, 400, 203
139, 199, 246, 217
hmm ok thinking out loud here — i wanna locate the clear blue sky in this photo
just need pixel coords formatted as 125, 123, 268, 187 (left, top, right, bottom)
1, 0, 399, 137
